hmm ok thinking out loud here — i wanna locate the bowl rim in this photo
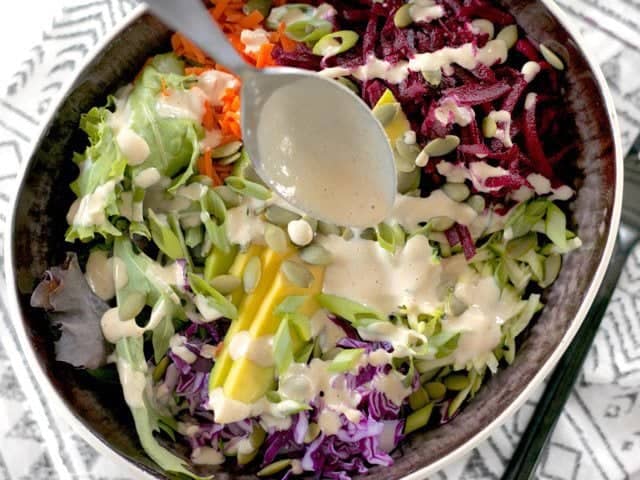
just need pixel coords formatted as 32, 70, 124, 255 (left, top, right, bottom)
3, 1, 624, 478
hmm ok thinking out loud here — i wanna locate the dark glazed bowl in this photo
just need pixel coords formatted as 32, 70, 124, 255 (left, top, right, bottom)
5, 1, 622, 479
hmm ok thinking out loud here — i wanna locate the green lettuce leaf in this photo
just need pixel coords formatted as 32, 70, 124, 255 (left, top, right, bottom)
127, 54, 201, 192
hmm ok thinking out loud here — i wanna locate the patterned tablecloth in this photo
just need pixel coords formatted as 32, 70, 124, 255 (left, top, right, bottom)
0, 1, 639, 479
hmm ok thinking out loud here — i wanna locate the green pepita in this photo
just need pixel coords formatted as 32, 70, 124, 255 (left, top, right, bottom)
444, 374, 470, 391
211, 141, 243, 159
373, 102, 400, 127
482, 116, 497, 138
210, 274, 241, 295
430, 216, 456, 232
337, 77, 359, 94
409, 387, 430, 411
424, 135, 460, 157
265, 204, 300, 226
243, 0, 272, 17
300, 243, 333, 265
213, 185, 242, 208
466, 195, 486, 213
281, 260, 314, 288
257, 459, 293, 477
397, 169, 421, 194
425, 381, 447, 400
404, 402, 433, 434
219, 151, 242, 165
394, 3, 413, 28
442, 182, 470, 202
264, 223, 289, 253
421, 69, 442, 87
540, 43, 565, 70
448, 386, 471, 417
243, 256, 262, 293
496, 24, 518, 49
318, 220, 341, 236
305, 422, 320, 443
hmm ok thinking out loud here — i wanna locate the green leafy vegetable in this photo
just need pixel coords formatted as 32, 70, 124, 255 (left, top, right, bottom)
188, 273, 238, 321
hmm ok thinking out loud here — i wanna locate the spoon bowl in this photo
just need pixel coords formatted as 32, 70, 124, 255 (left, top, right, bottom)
145, 0, 396, 227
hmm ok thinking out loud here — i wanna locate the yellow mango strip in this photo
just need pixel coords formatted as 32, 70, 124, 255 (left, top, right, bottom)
209, 245, 291, 389
223, 262, 325, 403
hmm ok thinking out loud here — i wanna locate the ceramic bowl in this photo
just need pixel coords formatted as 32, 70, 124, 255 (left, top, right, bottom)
4, 1, 623, 478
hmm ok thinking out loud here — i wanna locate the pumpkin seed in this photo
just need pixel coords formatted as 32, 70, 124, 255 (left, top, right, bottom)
415, 149, 429, 167
430, 216, 455, 232
211, 140, 243, 158
219, 151, 242, 165
394, 3, 412, 28
425, 381, 446, 400
394, 148, 418, 173
373, 102, 400, 126
300, 243, 333, 265
303, 216, 318, 233
210, 274, 241, 295
360, 228, 377, 240
466, 195, 486, 213
396, 136, 421, 162
281, 260, 314, 288
189, 174, 213, 187
482, 116, 497, 138
471, 19, 494, 39
243, 256, 262, 293
257, 459, 292, 477
444, 374, 470, 391
442, 182, 470, 202
542, 252, 561, 287
341, 227, 354, 240
409, 387, 430, 410
424, 135, 460, 157
496, 24, 518, 49
421, 69, 442, 86
540, 43, 564, 70
397, 169, 421, 193
305, 422, 320, 443
337, 77, 359, 94
265, 205, 300, 226
318, 220, 341, 236
264, 223, 289, 253
213, 185, 242, 208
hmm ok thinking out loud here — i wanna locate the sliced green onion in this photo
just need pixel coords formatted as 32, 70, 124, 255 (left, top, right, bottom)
188, 273, 238, 321
201, 189, 227, 223
273, 318, 294, 375
404, 403, 433, 434
274, 295, 308, 316
317, 293, 385, 323
505, 231, 537, 259
185, 226, 203, 248
243, 0, 272, 18
328, 348, 364, 373
312, 30, 359, 58
504, 257, 531, 291
295, 341, 314, 363
214, 185, 242, 208
202, 217, 231, 254
448, 385, 471, 417
520, 249, 544, 281
545, 203, 567, 249
288, 312, 312, 342
225, 176, 271, 200
540, 43, 565, 71
376, 222, 397, 253
286, 18, 333, 43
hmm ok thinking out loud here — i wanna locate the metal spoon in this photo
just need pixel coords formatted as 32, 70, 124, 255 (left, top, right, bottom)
144, 0, 396, 228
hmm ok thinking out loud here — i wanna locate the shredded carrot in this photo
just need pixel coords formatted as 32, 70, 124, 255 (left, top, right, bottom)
239, 10, 264, 29
202, 100, 217, 130
278, 22, 298, 52
160, 78, 170, 96
211, 0, 231, 20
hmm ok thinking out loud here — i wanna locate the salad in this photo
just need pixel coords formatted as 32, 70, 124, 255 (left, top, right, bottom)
31, 0, 581, 478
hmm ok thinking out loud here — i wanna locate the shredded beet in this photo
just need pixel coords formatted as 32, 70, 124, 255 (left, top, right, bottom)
456, 224, 477, 260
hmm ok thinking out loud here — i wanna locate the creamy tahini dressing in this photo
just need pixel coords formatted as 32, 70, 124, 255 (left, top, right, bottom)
67, 179, 118, 227
409, 0, 445, 23
487, 110, 513, 148
85, 250, 115, 300
170, 335, 198, 364
227, 331, 275, 367
435, 98, 475, 127
437, 161, 509, 193
116, 127, 150, 166
116, 355, 147, 409
321, 40, 508, 84
390, 189, 478, 228
256, 79, 394, 227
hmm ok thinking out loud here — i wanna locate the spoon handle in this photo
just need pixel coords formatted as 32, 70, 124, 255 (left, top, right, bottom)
144, 0, 254, 76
